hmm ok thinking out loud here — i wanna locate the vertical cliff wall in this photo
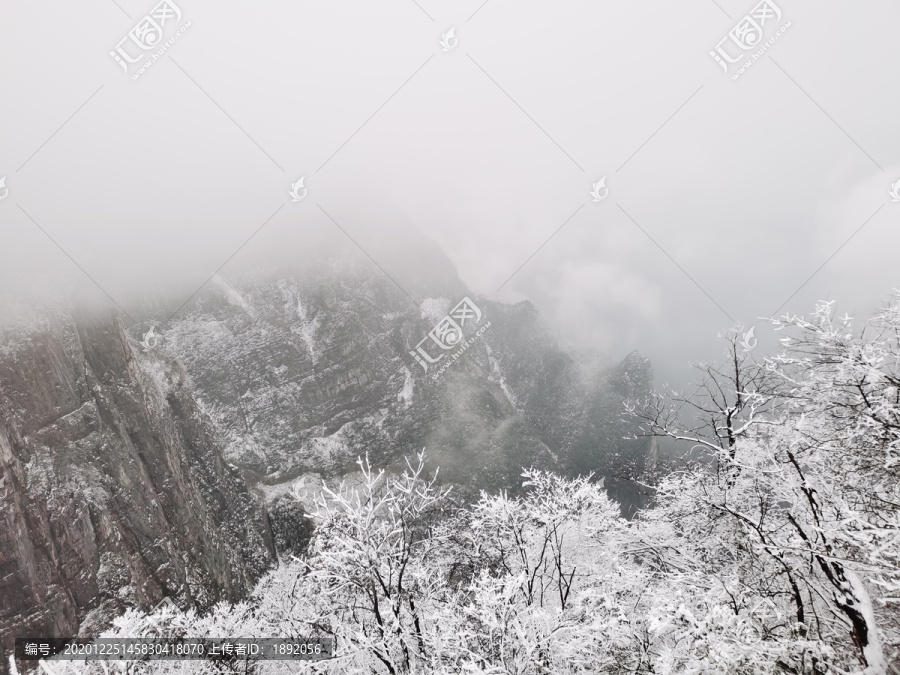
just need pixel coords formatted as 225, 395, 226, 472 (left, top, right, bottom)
0, 307, 275, 664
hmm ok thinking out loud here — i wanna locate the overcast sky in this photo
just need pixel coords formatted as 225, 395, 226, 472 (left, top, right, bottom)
1, 0, 899, 389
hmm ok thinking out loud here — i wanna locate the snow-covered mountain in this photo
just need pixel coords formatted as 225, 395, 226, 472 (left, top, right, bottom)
143, 246, 652, 508
0, 237, 653, 666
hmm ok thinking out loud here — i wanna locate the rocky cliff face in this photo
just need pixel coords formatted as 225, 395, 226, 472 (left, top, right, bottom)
142, 250, 653, 507
0, 307, 275, 663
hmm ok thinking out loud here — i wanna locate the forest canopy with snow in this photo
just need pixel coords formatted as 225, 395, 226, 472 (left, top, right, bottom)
41, 293, 900, 674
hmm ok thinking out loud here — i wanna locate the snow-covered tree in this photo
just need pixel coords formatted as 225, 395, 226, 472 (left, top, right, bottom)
43, 292, 900, 674
297, 451, 454, 674
431, 469, 647, 673
629, 294, 900, 672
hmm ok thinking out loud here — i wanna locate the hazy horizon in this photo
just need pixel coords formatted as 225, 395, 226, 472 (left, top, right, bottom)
2, 0, 899, 392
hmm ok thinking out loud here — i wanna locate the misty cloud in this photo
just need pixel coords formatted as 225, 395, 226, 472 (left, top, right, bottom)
1, 0, 898, 391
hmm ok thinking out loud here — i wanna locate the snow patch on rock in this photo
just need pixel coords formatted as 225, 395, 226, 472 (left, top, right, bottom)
420, 297, 450, 323
213, 275, 257, 319
293, 297, 321, 365
486, 344, 517, 408
398, 366, 414, 407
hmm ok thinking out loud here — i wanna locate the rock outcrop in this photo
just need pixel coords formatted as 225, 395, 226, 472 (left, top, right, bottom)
0, 306, 275, 665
